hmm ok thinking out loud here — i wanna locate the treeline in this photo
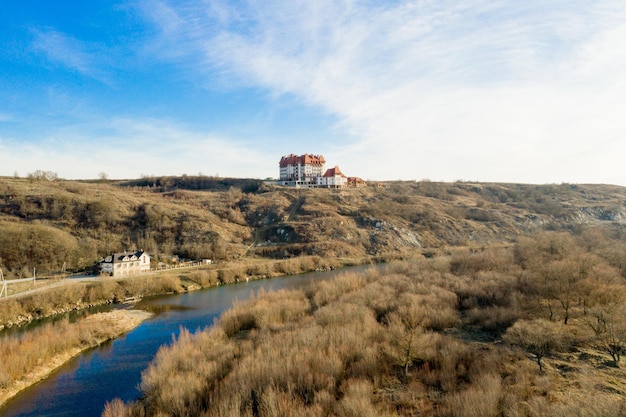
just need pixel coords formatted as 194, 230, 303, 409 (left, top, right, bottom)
105, 228, 626, 417
121, 175, 263, 193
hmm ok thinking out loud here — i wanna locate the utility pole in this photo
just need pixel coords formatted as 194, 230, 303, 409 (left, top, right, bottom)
0, 269, 6, 298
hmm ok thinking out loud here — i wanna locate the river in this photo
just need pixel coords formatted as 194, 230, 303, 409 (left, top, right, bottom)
0, 265, 373, 417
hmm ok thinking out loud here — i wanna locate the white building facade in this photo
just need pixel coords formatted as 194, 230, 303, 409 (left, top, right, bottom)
100, 250, 151, 276
279, 154, 326, 187
317, 166, 348, 188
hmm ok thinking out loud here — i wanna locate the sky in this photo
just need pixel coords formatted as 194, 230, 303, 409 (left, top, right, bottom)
1, 1, 625, 185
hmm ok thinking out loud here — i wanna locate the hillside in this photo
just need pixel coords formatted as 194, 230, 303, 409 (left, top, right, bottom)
1, 176, 625, 279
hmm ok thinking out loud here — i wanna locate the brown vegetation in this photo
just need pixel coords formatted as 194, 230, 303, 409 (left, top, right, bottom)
103, 228, 626, 416
2, 177, 625, 280
2, 177, 626, 415
0, 309, 151, 406
0, 255, 361, 329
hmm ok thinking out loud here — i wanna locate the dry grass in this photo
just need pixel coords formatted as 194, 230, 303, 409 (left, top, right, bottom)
104, 231, 626, 416
0, 276, 179, 328
0, 309, 151, 406
0, 255, 362, 330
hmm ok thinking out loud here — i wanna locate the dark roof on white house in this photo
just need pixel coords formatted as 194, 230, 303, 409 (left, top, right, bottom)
102, 250, 148, 264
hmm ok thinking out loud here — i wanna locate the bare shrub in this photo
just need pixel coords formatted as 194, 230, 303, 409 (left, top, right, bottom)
140, 327, 235, 415
401, 290, 459, 331
433, 337, 473, 392
274, 259, 301, 275
359, 280, 398, 321
466, 305, 520, 333
102, 399, 131, 417
244, 289, 310, 331
0, 299, 20, 324
454, 271, 518, 310
384, 309, 425, 380
450, 247, 513, 275
585, 305, 626, 366
504, 319, 567, 372
0, 315, 132, 393
334, 379, 379, 417
524, 393, 626, 417
514, 232, 576, 270
220, 304, 258, 338
442, 373, 502, 417
187, 269, 218, 287
218, 268, 236, 284
311, 272, 366, 308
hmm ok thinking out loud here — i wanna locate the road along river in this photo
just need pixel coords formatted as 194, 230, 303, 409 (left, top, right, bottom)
0, 265, 374, 417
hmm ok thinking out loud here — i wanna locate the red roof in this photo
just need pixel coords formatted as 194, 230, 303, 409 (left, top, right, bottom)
323, 166, 346, 177
279, 154, 326, 168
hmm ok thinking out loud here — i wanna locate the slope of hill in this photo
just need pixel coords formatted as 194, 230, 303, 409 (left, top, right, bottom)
1, 176, 625, 279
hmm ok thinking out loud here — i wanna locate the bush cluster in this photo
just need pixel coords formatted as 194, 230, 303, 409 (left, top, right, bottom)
103, 228, 626, 417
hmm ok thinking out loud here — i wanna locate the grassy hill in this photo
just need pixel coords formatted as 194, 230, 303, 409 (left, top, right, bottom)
3, 176, 626, 416
1, 176, 625, 279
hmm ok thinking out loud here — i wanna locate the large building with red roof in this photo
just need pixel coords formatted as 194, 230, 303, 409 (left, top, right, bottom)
279, 154, 326, 186
279, 154, 362, 188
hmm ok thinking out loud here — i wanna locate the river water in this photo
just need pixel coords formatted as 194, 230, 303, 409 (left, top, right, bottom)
0, 265, 372, 417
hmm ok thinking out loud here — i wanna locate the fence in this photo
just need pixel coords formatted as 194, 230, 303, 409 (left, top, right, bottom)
0, 269, 36, 298
153, 261, 203, 272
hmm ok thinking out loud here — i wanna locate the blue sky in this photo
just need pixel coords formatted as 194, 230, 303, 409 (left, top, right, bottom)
1, 1, 625, 184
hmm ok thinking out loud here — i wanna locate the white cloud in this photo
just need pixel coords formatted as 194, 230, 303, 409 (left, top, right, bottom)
30, 29, 115, 85
140, 0, 626, 184
0, 118, 276, 180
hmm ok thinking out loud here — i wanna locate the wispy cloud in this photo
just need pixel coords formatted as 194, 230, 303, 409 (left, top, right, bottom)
139, 0, 626, 184
30, 29, 115, 85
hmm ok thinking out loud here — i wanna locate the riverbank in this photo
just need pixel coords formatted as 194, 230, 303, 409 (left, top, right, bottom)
0, 309, 153, 407
0, 255, 387, 330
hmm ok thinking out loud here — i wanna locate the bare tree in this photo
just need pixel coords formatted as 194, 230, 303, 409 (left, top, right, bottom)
385, 295, 430, 380
27, 170, 58, 181
586, 306, 626, 366
504, 319, 566, 372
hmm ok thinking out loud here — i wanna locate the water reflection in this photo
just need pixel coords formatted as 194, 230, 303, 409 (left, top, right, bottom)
132, 301, 194, 315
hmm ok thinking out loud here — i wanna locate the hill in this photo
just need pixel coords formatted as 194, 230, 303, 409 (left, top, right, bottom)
1, 176, 625, 279
2, 176, 626, 416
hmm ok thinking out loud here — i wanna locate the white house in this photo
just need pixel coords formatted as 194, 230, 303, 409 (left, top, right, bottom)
317, 166, 348, 188
100, 250, 151, 276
